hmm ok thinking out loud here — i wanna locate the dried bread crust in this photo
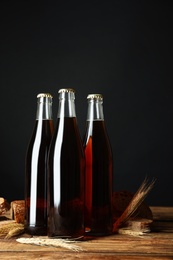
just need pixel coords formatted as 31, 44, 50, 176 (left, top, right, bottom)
0, 197, 10, 215
112, 190, 153, 222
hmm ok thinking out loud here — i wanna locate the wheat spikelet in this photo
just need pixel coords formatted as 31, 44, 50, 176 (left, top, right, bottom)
5, 226, 24, 239
16, 237, 84, 252
113, 177, 156, 233
0, 221, 24, 237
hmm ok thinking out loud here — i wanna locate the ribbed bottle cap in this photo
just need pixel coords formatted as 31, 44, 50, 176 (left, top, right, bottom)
87, 94, 103, 100
58, 88, 75, 93
37, 93, 53, 98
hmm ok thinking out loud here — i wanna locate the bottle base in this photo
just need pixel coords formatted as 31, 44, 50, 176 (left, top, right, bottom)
25, 225, 47, 236
48, 234, 84, 240
85, 227, 112, 237
47, 229, 84, 240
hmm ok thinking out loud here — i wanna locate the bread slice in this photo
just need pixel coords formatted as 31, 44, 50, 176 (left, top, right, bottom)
112, 191, 153, 235
112, 190, 153, 221
0, 197, 10, 215
10, 200, 25, 224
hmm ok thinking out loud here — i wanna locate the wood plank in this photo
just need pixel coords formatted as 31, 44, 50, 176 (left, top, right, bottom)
0, 206, 173, 259
150, 206, 173, 221
0, 231, 173, 257
0, 252, 172, 260
2, 252, 173, 260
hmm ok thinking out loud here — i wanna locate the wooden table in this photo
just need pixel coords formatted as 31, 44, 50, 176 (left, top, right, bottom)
0, 207, 173, 259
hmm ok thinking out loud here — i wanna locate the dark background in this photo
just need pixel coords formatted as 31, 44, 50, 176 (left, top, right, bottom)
0, 0, 172, 206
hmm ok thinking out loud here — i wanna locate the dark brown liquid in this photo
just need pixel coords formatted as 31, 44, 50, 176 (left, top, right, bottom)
83, 120, 113, 236
48, 117, 85, 238
25, 119, 54, 235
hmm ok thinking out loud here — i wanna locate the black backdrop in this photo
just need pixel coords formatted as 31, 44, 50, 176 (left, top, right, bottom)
0, 1, 172, 206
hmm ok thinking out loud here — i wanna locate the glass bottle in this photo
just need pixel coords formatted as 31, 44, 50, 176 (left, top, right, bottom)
83, 94, 113, 236
25, 93, 54, 235
48, 88, 85, 238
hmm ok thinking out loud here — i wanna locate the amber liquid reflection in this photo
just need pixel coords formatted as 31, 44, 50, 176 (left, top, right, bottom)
83, 120, 113, 236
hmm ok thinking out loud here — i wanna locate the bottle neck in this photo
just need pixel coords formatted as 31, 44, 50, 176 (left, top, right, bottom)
36, 96, 53, 120
57, 90, 76, 118
87, 98, 104, 121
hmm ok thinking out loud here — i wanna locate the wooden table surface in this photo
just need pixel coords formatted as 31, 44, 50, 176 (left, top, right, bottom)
0, 206, 173, 260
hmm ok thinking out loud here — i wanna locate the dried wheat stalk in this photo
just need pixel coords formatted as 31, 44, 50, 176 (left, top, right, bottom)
16, 237, 84, 252
0, 221, 24, 237
5, 226, 24, 239
113, 177, 156, 233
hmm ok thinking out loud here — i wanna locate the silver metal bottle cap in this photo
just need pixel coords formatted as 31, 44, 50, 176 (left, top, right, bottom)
87, 94, 103, 100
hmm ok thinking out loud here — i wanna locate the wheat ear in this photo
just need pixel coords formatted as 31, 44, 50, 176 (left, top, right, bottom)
16, 237, 84, 252
113, 177, 156, 233
0, 221, 24, 237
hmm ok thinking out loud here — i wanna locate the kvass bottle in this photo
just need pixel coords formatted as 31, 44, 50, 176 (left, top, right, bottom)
25, 93, 54, 235
48, 88, 85, 238
83, 94, 113, 236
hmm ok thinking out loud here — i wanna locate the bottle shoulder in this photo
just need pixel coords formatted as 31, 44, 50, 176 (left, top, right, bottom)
83, 120, 109, 138
83, 120, 112, 151
27, 120, 54, 148
50, 117, 83, 148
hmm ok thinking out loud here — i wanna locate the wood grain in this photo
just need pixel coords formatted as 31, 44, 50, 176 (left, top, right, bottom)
0, 207, 173, 260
